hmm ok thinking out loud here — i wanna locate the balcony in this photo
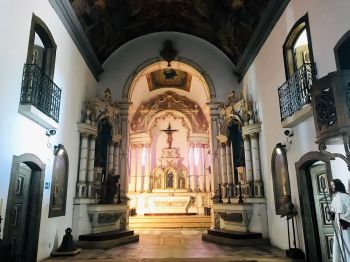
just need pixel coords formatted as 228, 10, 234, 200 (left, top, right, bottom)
19, 64, 61, 129
278, 63, 317, 127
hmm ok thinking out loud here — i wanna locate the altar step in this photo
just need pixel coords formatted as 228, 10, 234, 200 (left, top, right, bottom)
202, 229, 270, 247
129, 215, 211, 229
76, 230, 139, 249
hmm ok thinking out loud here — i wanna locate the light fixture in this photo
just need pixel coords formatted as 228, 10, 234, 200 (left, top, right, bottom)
160, 39, 178, 80
160, 39, 177, 67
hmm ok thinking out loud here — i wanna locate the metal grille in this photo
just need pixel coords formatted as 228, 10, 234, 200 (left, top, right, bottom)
20, 64, 61, 122
278, 63, 317, 121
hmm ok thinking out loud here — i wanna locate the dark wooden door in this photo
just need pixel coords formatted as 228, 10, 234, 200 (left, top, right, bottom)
310, 164, 334, 262
7, 163, 32, 260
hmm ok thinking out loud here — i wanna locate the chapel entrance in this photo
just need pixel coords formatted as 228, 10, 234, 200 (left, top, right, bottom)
3, 154, 45, 262
127, 61, 213, 227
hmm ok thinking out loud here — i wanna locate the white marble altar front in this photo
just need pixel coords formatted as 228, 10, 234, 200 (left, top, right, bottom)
213, 203, 253, 232
87, 204, 127, 233
147, 196, 191, 214
129, 192, 211, 216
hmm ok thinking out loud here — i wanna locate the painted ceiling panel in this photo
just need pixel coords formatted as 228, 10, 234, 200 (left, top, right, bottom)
69, 0, 271, 65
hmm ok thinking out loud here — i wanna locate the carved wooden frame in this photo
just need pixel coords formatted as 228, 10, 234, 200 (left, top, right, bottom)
48, 144, 69, 217
271, 143, 291, 215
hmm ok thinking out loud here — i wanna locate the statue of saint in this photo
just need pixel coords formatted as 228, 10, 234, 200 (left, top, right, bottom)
166, 172, 174, 188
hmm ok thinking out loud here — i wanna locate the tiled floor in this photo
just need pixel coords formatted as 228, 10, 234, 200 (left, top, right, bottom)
43, 229, 305, 262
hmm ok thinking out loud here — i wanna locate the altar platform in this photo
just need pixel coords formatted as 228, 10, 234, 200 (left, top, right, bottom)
129, 215, 211, 229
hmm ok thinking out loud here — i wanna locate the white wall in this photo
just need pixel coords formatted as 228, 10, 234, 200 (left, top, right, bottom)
98, 32, 240, 103
0, 1, 96, 260
242, 0, 350, 251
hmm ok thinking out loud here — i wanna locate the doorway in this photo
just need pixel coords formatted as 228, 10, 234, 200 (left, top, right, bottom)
3, 154, 45, 262
296, 152, 334, 262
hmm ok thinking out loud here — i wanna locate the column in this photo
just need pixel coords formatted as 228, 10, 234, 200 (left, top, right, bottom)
113, 142, 119, 176
251, 132, 263, 197
219, 142, 227, 197
243, 135, 252, 183
143, 144, 151, 192
207, 102, 222, 201
243, 135, 253, 196
136, 144, 143, 192
77, 132, 89, 198
230, 142, 237, 185
226, 142, 233, 185
198, 144, 205, 192
87, 135, 96, 198
108, 142, 115, 172
204, 145, 211, 193
129, 144, 137, 193
189, 144, 195, 192
118, 101, 132, 200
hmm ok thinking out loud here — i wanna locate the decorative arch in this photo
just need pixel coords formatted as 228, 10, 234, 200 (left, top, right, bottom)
122, 57, 216, 102
295, 151, 334, 262
130, 91, 209, 134
147, 110, 192, 136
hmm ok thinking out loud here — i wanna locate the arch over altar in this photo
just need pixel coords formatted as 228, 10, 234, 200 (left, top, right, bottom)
128, 88, 212, 215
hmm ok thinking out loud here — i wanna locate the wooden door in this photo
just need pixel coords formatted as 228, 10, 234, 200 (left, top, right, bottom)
310, 164, 334, 262
7, 163, 32, 260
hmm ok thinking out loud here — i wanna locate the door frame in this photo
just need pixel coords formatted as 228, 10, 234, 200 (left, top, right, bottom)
3, 153, 45, 262
295, 151, 333, 262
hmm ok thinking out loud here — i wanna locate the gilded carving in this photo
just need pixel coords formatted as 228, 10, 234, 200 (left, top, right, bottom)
131, 91, 208, 133
83, 88, 120, 136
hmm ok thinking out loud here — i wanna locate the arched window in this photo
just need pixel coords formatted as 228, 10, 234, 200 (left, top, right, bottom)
27, 14, 56, 78
278, 14, 317, 124
334, 30, 350, 70
283, 14, 314, 78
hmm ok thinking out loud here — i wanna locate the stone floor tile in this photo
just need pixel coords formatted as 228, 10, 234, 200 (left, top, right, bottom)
43, 229, 304, 262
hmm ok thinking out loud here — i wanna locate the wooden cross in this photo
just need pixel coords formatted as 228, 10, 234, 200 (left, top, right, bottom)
161, 123, 178, 149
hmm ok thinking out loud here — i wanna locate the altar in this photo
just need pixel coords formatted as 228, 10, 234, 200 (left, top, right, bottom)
147, 196, 191, 214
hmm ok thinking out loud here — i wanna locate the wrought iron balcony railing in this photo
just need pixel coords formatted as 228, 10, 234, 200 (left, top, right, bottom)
278, 63, 317, 121
20, 64, 61, 122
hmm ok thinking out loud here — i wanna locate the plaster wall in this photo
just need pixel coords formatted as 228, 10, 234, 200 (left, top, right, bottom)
98, 32, 241, 104
242, 0, 350, 251
0, 0, 96, 260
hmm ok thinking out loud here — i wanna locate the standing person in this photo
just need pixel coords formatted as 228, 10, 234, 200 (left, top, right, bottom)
330, 179, 350, 262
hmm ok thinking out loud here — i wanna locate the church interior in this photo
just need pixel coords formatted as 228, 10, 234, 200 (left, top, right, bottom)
0, 0, 350, 261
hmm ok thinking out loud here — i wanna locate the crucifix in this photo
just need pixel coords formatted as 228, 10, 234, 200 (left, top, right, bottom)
161, 123, 178, 149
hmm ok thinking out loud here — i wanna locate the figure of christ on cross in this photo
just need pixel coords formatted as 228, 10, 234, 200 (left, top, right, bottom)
161, 123, 178, 149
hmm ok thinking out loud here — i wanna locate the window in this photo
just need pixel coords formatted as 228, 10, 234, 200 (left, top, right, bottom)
278, 14, 317, 126
283, 15, 314, 78
335, 30, 350, 70
19, 14, 61, 128
26, 14, 56, 78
